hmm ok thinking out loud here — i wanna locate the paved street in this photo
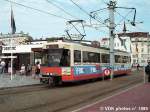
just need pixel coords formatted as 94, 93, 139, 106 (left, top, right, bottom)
0, 70, 145, 112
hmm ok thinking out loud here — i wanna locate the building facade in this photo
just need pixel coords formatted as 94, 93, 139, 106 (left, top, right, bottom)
0, 32, 47, 70
100, 36, 131, 52
0, 32, 32, 45
100, 32, 150, 66
119, 32, 150, 66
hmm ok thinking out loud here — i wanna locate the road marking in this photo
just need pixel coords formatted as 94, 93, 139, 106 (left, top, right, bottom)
71, 83, 143, 112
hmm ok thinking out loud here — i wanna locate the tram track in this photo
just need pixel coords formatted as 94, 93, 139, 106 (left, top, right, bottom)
0, 84, 47, 96
10, 73, 143, 112
55, 79, 143, 112
14, 81, 142, 112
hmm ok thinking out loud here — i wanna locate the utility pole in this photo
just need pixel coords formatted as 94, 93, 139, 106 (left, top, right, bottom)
89, 0, 136, 80
108, 0, 116, 80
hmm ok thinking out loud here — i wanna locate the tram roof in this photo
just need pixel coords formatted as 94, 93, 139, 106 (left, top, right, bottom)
46, 39, 129, 53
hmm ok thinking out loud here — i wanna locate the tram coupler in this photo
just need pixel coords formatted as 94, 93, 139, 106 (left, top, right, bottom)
40, 73, 62, 86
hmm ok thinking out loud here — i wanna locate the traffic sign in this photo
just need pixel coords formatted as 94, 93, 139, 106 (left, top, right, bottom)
103, 69, 111, 76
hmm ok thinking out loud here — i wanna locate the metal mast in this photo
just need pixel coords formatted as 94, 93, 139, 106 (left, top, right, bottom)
108, 0, 116, 80
89, 0, 136, 80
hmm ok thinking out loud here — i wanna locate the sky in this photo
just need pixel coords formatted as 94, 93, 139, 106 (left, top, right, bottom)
0, 0, 149, 41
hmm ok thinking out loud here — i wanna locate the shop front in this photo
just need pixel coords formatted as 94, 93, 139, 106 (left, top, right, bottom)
1, 44, 43, 71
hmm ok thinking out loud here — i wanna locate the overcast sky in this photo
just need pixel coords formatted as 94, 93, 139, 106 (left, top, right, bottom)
0, 0, 149, 40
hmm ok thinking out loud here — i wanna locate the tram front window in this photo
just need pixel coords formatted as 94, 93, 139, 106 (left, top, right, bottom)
42, 49, 70, 67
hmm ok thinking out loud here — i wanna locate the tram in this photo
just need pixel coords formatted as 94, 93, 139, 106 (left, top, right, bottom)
32, 39, 131, 86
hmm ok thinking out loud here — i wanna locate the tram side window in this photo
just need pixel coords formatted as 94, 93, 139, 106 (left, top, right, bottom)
115, 55, 122, 63
115, 55, 131, 63
123, 56, 131, 63
90, 52, 100, 63
122, 56, 127, 63
83, 51, 100, 63
83, 51, 88, 62
128, 56, 131, 63
101, 54, 110, 63
74, 50, 81, 63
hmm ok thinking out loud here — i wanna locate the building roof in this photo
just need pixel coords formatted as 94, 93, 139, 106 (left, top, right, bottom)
0, 33, 32, 38
118, 32, 149, 38
101, 38, 109, 41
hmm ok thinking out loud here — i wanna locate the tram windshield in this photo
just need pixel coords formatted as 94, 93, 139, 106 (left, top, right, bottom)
42, 49, 70, 67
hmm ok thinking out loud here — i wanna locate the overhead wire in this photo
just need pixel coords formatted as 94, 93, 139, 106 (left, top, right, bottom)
46, 0, 79, 20
115, 8, 143, 34
68, 0, 121, 35
128, 23, 146, 33
69, 0, 110, 29
115, 9, 133, 27
69, 0, 112, 37
4, 0, 71, 20
5, 0, 135, 37
69, 0, 90, 16
45, 0, 87, 38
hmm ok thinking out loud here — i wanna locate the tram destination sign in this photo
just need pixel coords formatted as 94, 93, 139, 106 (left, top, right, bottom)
46, 44, 58, 49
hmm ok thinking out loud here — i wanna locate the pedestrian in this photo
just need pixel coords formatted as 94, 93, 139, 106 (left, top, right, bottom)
35, 61, 40, 77
1, 60, 5, 74
13, 61, 17, 75
137, 63, 140, 70
20, 64, 26, 75
26, 64, 32, 76
8, 61, 11, 75
5, 61, 9, 73
145, 61, 150, 82
0, 64, 2, 74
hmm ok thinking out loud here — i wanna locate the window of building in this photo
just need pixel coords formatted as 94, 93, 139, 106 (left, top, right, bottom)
141, 48, 144, 52
141, 60, 146, 63
34, 52, 43, 64
148, 48, 150, 53
132, 54, 137, 58
133, 59, 136, 63
141, 42, 144, 46
117, 43, 119, 47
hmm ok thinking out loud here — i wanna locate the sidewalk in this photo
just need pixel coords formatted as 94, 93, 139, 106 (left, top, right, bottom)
0, 73, 41, 89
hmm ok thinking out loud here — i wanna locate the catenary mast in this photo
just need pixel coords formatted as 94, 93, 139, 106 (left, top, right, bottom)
108, 0, 116, 80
